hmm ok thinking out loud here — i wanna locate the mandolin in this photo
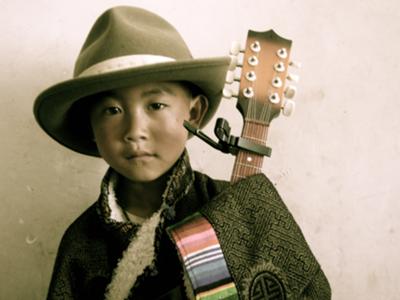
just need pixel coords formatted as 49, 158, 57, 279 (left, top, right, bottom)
169, 29, 299, 300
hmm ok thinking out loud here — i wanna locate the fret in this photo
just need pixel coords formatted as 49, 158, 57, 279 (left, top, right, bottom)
241, 135, 265, 144
230, 174, 247, 181
231, 120, 269, 183
236, 153, 263, 168
235, 162, 262, 171
233, 165, 260, 178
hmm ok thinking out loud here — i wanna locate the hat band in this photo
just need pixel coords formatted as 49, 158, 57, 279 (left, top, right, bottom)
77, 54, 176, 77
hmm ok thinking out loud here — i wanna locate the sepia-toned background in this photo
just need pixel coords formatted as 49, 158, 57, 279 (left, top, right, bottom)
1, 0, 399, 299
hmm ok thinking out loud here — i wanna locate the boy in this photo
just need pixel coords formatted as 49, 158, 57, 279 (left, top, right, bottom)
34, 6, 330, 300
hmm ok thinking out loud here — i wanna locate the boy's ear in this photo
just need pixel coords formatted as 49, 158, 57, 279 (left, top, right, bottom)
188, 95, 209, 127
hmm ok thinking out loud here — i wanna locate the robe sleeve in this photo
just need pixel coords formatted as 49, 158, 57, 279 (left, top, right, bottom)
301, 267, 331, 300
46, 206, 109, 300
47, 229, 78, 300
200, 173, 331, 299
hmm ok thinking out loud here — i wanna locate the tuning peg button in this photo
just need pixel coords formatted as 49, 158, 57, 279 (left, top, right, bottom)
225, 71, 241, 84
282, 100, 296, 117
287, 73, 300, 82
284, 86, 297, 99
230, 55, 244, 68
230, 41, 244, 55
237, 55, 244, 67
289, 60, 302, 68
223, 87, 239, 98
229, 56, 238, 70
225, 72, 234, 84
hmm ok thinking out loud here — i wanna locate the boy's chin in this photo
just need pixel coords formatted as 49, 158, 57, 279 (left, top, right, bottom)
113, 152, 184, 184
121, 168, 171, 184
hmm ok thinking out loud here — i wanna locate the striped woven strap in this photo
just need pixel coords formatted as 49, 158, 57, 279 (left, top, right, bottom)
167, 213, 239, 300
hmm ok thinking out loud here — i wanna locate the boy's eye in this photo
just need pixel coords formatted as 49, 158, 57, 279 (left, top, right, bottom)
103, 106, 122, 115
148, 103, 166, 111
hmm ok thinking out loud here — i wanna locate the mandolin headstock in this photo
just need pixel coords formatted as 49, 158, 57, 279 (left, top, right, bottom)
224, 30, 300, 126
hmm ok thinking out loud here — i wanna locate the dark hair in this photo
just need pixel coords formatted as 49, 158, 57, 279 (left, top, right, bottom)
65, 95, 97, 151
179, 81, 203, 99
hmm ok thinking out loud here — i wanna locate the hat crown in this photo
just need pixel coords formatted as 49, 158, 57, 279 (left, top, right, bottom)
74, 6, 192, 77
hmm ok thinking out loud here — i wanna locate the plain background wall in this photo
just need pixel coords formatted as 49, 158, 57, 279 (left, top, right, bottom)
1, 0, 399, 299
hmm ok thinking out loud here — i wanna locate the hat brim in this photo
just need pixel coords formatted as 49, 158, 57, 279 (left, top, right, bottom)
34, 56, 231, 156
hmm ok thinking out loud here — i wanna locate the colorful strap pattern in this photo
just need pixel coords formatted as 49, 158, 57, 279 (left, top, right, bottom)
167, 213, 239, 300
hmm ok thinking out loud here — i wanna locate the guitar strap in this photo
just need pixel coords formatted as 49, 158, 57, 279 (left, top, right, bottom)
167, 212, 239, 300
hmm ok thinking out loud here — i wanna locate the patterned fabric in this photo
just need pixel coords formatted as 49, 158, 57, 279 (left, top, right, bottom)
167, 213, 238, 300
200, 173, 331, 300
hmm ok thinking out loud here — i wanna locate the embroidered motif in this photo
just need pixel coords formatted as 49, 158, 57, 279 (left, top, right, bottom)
250, 272, 286, 300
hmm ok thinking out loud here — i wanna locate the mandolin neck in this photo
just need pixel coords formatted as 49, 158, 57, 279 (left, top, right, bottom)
230, 120, 269, 183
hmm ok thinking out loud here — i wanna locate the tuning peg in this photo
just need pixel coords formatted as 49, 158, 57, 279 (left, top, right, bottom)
223, 87, 239, 99
269, 92, 280, 104
282, 100, 296, 117
228, 55, 244, 70
228, 56, 238, 71
225, 71, 241, 84
225, 71, 234, 84
289, 60, 302, 68
250, 41, 261, 53
272, 76, 283, 88
274, 62, 286, 73
277, 48, 288, 59
284, 85, 297, 99
286, 73, 300, 82
248, 55, 259, 66
230, 41, 244, 55
237, 55, 244, 67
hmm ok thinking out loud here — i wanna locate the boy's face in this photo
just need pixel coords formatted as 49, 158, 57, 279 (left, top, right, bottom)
90, 82, 207, 182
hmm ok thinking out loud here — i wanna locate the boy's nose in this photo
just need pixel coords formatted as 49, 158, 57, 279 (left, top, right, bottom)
123, 112, 148, 142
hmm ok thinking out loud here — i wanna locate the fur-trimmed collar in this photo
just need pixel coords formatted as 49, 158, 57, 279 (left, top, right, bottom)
95, 150, 195, 300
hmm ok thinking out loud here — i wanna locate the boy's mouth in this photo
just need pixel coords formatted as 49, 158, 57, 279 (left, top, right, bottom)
126, 151, 153, 160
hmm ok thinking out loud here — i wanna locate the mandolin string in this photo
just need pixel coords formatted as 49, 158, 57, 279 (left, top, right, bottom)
255, 42, 277, 172
249, 45, 263, 174
233, 38, 277, 181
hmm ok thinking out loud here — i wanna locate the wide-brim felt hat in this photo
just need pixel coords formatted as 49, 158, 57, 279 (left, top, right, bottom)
34, 6, 231, 156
